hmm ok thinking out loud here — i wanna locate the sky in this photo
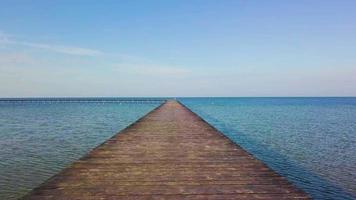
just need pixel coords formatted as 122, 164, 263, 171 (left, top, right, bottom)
0, 0, 355, 97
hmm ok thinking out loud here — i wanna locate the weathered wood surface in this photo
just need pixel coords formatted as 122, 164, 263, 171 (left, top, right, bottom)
22, 100, 310, 199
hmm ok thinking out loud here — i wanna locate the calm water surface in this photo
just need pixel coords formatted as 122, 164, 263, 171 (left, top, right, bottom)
1, 98, 355, 199
180, 97, 356, 200
0, 98, 162, 199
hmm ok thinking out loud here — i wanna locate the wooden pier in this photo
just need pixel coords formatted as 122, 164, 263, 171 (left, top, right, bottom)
22, 100, 310, 199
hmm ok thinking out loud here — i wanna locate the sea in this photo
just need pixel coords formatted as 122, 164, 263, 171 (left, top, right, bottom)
0, 97, 355, 199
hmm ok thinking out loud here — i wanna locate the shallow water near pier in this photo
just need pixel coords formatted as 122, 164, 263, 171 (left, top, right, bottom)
0, 97, 355, 199
180, 97, 356, 200
0, 98, 162, 199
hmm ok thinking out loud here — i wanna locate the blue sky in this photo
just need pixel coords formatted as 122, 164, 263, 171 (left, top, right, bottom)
0, 0, 355, 97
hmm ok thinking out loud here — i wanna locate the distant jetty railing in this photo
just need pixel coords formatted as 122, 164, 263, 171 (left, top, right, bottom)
0, 98, 166, 104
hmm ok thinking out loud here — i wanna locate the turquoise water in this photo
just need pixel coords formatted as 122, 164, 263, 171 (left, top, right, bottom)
0, 98, 162, 200
180, 97, 356, 200
1, 98, 355, 199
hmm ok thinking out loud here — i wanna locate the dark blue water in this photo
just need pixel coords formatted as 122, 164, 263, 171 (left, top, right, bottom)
0, 98, 163, 199
180, 97, 356, 200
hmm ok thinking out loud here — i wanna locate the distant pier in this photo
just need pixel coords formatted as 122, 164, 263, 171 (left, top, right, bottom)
22, 100, 310, 199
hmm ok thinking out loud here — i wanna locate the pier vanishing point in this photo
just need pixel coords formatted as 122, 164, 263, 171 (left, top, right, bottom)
23, 100, 310, 200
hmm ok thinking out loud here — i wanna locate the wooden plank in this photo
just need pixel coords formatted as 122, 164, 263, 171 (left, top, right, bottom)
22, 100, 310, 199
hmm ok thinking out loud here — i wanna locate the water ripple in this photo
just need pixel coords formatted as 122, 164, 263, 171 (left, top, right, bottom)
181, 97, 356, 200
0, 100, 160, 199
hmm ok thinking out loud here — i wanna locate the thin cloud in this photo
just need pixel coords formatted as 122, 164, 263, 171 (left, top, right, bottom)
0, 53, 36, 65
0, 31, 11, 46
134, 66, 191, 77
111, 63, 191, 77
0, 31, 103, 56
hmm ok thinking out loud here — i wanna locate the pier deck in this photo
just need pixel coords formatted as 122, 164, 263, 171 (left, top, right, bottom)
23, 100, 309, 199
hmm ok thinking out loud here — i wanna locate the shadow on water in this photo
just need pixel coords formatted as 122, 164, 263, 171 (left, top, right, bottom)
197, 112, 355, 200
